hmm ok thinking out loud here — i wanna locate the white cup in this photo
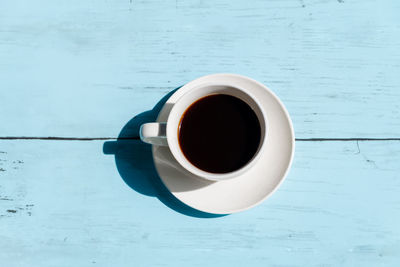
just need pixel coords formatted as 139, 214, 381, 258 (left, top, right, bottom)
140, 82, 268, 181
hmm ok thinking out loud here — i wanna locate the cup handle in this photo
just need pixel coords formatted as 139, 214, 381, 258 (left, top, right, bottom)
139, 122, 168, 146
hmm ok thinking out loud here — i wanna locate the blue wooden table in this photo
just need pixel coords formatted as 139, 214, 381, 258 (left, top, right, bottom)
1, 0, 399, 266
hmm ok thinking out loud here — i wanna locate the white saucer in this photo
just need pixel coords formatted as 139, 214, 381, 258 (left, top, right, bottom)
152, 74, 295, 214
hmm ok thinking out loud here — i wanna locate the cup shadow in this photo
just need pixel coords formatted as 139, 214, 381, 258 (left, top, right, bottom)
103, 88, 226, 218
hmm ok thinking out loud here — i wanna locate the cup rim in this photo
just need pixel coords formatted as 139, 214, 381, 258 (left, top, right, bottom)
165, 82, 268, 181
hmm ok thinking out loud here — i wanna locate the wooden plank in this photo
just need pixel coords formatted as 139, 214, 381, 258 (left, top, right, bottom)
1, 0, 400, 138
1, 140, 399, 266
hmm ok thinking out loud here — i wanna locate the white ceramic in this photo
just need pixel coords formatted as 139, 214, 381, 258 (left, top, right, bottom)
140, 84, 268, 181
148, 74, 294, 214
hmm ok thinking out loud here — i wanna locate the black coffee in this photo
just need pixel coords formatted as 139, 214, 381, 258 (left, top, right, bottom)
178, 94, 261, 173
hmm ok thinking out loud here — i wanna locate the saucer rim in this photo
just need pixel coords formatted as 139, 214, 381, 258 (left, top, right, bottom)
153, 73, 295, 214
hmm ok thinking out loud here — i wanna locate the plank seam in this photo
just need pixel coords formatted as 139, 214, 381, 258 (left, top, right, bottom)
0, 137, 400, 141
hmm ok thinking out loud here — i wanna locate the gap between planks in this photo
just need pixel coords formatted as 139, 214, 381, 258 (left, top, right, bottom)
0, 137, 400, 141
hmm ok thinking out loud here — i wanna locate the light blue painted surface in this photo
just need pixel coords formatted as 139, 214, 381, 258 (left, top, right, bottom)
1, 0, 399, 138
1, 141, 399, 266
1, 0, 400, 266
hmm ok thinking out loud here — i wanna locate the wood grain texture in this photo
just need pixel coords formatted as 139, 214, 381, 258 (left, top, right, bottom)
1, 0, 399, 138
1, 140, 399, 266
1, 0, 400, 266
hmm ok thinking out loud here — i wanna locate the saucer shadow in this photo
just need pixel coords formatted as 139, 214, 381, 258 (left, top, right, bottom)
103, 88, 226, 218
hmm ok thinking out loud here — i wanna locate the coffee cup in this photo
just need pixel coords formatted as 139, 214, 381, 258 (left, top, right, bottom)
140, 81, 268, 181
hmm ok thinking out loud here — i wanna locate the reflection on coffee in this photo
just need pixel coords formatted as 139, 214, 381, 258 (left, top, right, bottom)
178, 94, 261, 173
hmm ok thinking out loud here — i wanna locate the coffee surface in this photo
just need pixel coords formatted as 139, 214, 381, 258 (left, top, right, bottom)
178, 94, 261, 173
